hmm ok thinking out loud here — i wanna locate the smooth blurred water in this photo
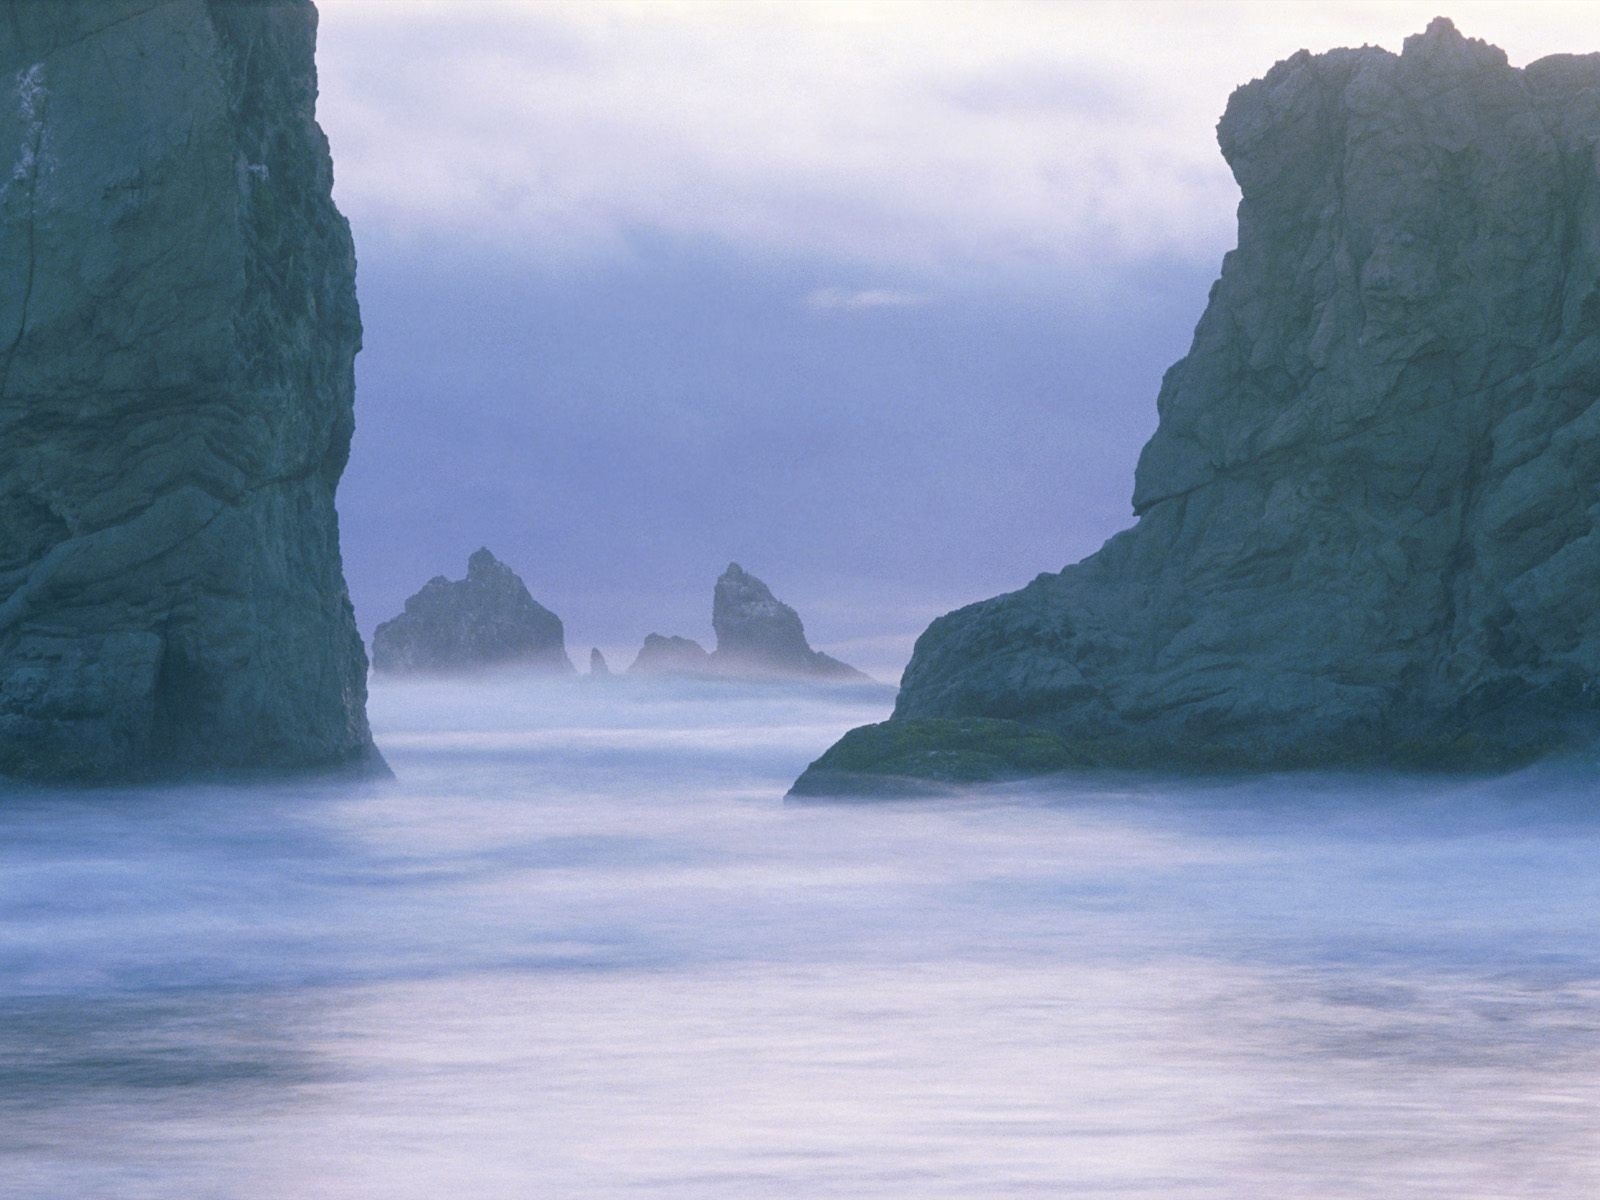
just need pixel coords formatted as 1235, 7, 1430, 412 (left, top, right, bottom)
4, 676, 1600, 1198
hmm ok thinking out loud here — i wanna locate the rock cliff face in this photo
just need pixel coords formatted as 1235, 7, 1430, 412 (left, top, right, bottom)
372, 549, 573, 675
0, 0, 376, 781
710, 564, 868, 680
799, 20, 1600, 791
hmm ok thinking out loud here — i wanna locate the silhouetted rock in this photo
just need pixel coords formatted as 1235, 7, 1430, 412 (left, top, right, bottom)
801, 20, 1600, 793
590, 648, 611, 677
0, 1, 377, 781
710, 564, 869, 680
628, 634, 712, 676
372, 549, 573, 675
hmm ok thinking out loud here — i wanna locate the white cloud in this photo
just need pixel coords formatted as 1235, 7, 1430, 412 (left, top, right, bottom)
804, 287, 930, 312
313, 0, 1600, 280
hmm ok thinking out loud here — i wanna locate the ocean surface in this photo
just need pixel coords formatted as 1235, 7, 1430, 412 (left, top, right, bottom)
4, 676, 1600, 1198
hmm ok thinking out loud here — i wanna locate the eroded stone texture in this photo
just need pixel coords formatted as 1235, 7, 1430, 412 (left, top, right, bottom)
0, 0, 376, 781
806, 20, 1600, 787
371, 549, 573, 675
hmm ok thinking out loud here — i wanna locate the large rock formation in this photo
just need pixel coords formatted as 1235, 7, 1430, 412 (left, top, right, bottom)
371, 549, 573, 675
710, 563, 868, 680
0, 0, 377, 781
797, 20, 1600, 793
627, 564, 869, 680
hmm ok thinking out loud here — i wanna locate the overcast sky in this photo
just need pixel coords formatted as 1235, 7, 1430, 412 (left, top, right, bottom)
313, 1, 1598, 678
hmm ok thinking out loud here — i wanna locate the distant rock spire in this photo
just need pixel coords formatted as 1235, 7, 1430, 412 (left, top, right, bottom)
710, 564, 869, 680
626, 563, 869, 681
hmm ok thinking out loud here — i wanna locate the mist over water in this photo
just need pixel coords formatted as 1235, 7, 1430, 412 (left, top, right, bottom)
5, 678, 1600, 1198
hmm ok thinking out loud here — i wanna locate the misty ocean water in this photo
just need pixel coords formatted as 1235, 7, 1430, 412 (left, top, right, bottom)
4, 677, 1600, 1199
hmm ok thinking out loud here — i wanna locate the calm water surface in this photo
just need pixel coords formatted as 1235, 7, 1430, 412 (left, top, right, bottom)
4, 677, 1600, 1198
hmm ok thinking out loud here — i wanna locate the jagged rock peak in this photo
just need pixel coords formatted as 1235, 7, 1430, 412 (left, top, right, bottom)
1402, 16, 1505, 65
797, 22, 1600, 793
371, 549, 574, 675
713, 563, 813, 664
590, 647, 611, 677
711, 563, 869, 681
0, 0, 378, 781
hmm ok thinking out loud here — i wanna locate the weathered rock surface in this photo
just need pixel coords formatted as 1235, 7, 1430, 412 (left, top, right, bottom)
710, 563, 869, 680
628, 633, 712, 676
372, 549, 573, 675
589, 647, 611, 677
801, 19, 1600, 792
0, 0, 377, 781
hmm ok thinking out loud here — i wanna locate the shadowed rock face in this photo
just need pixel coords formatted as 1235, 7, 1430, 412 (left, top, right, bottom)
801, 19, 1600, 791
589, 648, 611, 677
372, 549, 573, 675
710, 564, 868, 680
0, 0, 377, 781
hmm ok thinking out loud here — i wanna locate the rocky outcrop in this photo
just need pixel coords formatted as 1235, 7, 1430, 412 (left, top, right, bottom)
710, 563, 868, 680
627, 564, 869, 681
790, 717, 1082, 798
798, 20, 1600, 792
372, 549, 573, 675
628, 634, 712, 676
0, 1, 377, 781
589, 647, 611, 677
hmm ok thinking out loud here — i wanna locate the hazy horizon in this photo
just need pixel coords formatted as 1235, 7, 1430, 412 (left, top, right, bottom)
316, 1, 1599, 678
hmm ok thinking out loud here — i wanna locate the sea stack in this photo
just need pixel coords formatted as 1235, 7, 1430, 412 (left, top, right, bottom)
0, 1, 377, 781
796, 20, 1600, 795
710, 564, 868, 680
371, 549, 574, 675
628, 634, 713, 676
590, 648, 611, 677
627, 564, 869, 680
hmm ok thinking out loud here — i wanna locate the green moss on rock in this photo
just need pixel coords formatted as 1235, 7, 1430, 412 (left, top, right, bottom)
787, 717, 1082, 798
